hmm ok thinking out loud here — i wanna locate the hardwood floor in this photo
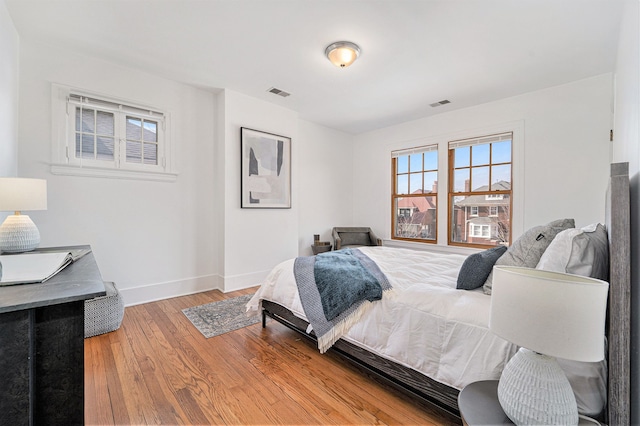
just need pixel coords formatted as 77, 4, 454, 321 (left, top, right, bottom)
85, 288, 458, 425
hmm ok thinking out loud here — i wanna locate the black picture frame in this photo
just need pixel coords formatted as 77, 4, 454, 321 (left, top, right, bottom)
240, 127, 292, 209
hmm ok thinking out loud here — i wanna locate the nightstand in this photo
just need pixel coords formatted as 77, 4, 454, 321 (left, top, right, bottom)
458, 380, 511, 425
458, 380, 601, 426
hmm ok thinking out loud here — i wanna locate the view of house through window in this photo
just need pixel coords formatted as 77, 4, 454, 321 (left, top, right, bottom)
449, 132, 512, 247
391, 145, 438, 243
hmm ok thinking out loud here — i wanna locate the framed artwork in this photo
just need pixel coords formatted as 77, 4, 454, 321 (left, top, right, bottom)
241, 127, 291, 208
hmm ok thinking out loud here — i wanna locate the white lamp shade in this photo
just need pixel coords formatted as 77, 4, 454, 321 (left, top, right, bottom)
0, 178, 47, 212
490, 266, 608, 362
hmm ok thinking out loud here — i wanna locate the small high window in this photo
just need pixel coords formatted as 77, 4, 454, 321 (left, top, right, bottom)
51, 85, 176, 182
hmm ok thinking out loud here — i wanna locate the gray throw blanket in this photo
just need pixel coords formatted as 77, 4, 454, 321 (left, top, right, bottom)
294, 248, 392, 353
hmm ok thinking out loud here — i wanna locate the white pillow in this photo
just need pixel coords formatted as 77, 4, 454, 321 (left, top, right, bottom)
535, 223, 609, 280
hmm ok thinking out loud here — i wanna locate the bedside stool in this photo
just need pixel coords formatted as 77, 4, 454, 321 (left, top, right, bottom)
458, 380, 601, 426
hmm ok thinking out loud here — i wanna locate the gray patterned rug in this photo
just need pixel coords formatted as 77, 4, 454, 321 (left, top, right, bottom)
182, 294, 260, 338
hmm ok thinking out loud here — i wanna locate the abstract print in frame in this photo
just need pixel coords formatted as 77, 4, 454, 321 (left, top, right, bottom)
241, 127, 291, 208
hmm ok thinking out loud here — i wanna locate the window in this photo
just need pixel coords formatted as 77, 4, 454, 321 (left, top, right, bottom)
391, 144, 438, 243
51, 85, 176, 182
470, 224, 491, 238
449, 132, 512, 247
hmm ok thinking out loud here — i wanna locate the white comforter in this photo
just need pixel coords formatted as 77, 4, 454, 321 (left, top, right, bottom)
247, 246, 605, 414
247, 246, 515, 390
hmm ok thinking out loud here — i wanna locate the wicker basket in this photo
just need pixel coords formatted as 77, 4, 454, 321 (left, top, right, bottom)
84, 281, 124, 338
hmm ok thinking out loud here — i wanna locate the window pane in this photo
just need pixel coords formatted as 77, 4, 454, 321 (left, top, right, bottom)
450, 194, 510, 246
81, 134, 94, 159
126, 117, 142, 141
75, 108, 81, 132
409, 153, 422, 173
409, 172, 423, 193
397, 155, 408, 174
492, 140, 512, 164
492, 164, 511, 188
96, 111, 114, 136
397, 174, 408, 194
126, 141, 142, 163
143, 120, 157, 142
82, 108, 95, 133
75, 133, 81, 157
472, 143, 490, 166
96, 136, 114, 161
424, 171, 437, 193
453, 168, 469, 192
143, 143, 157, 165
424, 151, 437, 171
454, 146, 470, 168
471, 166, 489, 191
394, 196, 436, 241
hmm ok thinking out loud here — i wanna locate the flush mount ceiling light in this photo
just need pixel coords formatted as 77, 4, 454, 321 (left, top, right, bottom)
325, 41, 361, 68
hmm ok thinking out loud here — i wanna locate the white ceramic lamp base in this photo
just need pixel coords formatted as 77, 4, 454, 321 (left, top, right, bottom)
498, 347, 578, 425
0, 214, 41, 253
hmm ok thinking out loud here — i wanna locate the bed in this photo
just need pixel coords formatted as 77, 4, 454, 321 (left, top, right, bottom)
247, 162, 630, 425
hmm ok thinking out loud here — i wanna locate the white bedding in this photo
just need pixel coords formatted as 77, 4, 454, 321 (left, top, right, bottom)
247, 246, 605, 415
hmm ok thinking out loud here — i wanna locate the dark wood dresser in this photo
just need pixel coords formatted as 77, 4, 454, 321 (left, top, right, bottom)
0, 246, 105, 426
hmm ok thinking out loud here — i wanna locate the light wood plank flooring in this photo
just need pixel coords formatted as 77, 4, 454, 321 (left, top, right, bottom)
85, 288, 458, 425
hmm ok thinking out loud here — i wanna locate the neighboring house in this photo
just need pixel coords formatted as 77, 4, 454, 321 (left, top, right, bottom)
453, 181, 511, 245
396, 191, 436, 239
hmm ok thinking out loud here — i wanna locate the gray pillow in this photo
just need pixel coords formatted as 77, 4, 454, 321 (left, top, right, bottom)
457, 245, 507, 290
536, 223, 609, 281
483, 218, 575, 295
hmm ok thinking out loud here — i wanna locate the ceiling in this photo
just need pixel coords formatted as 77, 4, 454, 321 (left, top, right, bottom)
5, 0, 625, 134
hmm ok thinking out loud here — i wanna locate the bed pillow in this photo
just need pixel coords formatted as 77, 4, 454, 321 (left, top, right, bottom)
536, 223, 609, 281
483, 218, 575, 295
456, 246, 507, 290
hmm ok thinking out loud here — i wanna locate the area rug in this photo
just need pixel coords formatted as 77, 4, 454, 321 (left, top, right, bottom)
182, 294, 260, 338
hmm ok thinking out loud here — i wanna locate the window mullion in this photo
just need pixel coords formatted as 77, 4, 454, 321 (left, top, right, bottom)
115, 111, 123, 169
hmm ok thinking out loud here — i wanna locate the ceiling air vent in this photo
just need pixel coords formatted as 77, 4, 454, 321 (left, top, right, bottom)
429, 99, 451, 107
267, 87, 291, 98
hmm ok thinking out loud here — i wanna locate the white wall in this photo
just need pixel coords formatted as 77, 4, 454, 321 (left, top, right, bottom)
0, 0, 19, 177
17, 41, 218, 305
213, 92, 355, 291
612, 1, 640, 422
297, 119, 355, 255
218, 90, 300, 291
353, 74, 613, 245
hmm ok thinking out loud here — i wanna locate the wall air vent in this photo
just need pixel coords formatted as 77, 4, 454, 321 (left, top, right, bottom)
429, 99, 451, 107
267, 87, 291, 98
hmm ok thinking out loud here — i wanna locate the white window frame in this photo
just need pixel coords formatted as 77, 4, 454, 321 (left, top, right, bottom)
489, 206, 499, 216
470, 224, 491, 238
51, 84, 177, 182
470, 206, 479, 216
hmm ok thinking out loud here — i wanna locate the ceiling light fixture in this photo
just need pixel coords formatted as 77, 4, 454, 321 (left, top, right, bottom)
325, 41, 361, 68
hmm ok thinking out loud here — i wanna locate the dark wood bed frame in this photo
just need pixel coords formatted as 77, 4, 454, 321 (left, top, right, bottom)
262, 162, 630, 424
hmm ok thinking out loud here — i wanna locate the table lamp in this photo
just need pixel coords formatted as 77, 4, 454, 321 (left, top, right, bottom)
489, 266, 609, 425
0, 178, 48, 253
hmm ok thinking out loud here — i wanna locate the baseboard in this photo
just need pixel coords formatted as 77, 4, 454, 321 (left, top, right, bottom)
222, 269, 270, 293
118, 269, 270, 307
119, 274, 222, 307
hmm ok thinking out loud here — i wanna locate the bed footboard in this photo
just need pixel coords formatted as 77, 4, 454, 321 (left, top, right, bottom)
261, 300, 461, 420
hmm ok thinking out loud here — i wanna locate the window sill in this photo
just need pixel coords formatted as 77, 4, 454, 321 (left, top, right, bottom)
51, 164, 178, 183
383, 239, 480, 256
